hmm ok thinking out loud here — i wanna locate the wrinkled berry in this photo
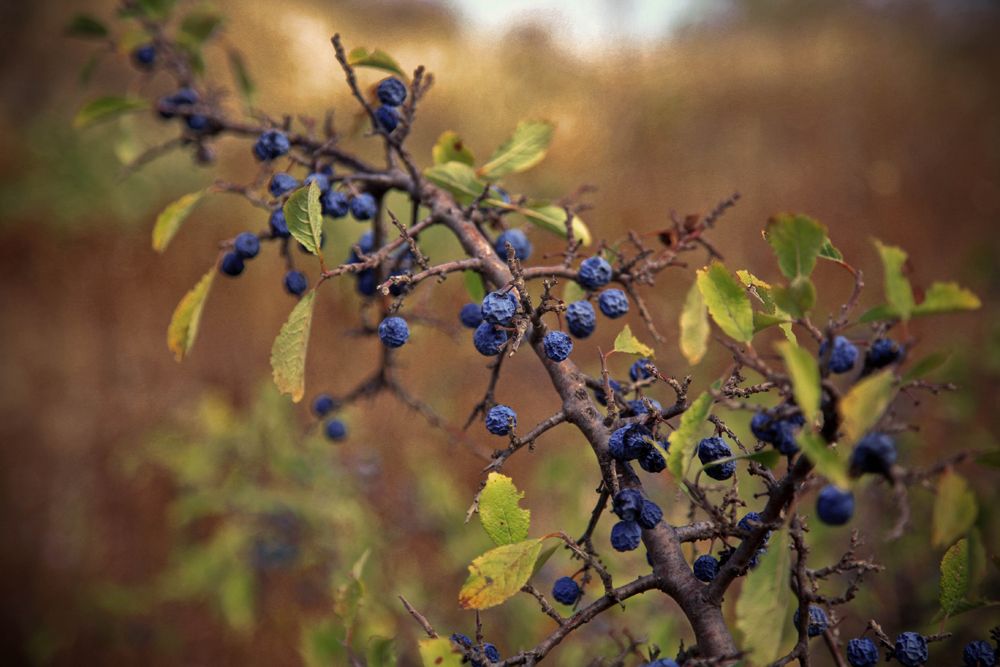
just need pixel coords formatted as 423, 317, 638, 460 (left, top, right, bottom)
609, 424, 652, 461
460, 303, 484, 328
481, 291, 519, 326
638, 445, 666, 473
473, 322, 508, 356
594, 379, 622, 406
312, 393, 335, 417
846, 637, 880, 667
543, 330, 573, 361
303, 172, 330, 193
816, 485, 854, 525
894, 632, 928, 667
551, 576, 581, 605
376, 77, 407, 106
850, 432, 897, 476
269, 173, 299, 197
269, 209, 290, 238
253, 129, 290, 161
349, 193, 377, 220
793, 605, 829, 637
378, 316, 410, 348
577, 255, 613, 290
693, 554, 719, 582
356, 270, 377, 296
321, 190, 350, 218
220, 252, 244, 276
629, 358, 653, 381
485, 405, 517, 436
637, 499, 663, 529
324, 418, 347, 441
963, 640, 997, 667
628, 398, 662, 416
697, 437, 735, 480
451, 633, 472, 648
612, 489, 644, 521
234, 232, 260, 259
820, 335, 858, 374
610, 520, 642, 551
374, 105, 399, 132
284, 270, 308, 296
494, 228, 532, 261
566, 300, 597, 338
866, 337, 902, 369
598, 289, 629, 318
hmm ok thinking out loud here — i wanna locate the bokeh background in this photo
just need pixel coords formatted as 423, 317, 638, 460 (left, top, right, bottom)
1, 0, 998, 665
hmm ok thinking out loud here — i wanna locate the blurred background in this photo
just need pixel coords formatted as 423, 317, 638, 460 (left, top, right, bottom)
1, 0, 998, 665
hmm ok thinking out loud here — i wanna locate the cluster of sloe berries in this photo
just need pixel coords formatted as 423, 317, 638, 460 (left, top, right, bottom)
690, 511, 771, 582
609, 489, 663, 552
450, 633, 501, 666
373, 77, 407, 133
312, 393, 347, 442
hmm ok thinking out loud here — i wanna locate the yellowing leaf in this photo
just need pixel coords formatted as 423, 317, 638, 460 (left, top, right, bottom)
270, 290, 317, 402
839, 370, 896, 445
736, 528, 791, 664
479, 473, 530, 546
932, 471, 978, 548
777, 341, 821, 423
680, 281, 709, 365
797, 430, 848, 488
478, 121, 555, 180
418, 638, 462, 667
347, 46, 406, 77
459, 538, 544, 610
913, 282, 981, 316
167, 267, 215, 361
283, 182, 323, 256
874, 239, 915, 320
432, 130, 475, 166
613, 324, 654, 358
697, 262, 754, 343
667, 392, 713, 481
152, 189, 207, 252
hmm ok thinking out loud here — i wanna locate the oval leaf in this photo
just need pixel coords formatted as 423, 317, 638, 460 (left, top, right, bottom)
839, 369, 896, 445
432, 131, 475, 166
167, 266, 215, 361
66, 14, 109, 39
424, 161, 486, 205
477, 121, 554, 180
479, 472, 531, 546
796, 430, 848, 487
680, 281, 709, 365
940, 538, 971, 617
152, 189, 207, 252
874, 239, 915, 320
776, 341, 820, 423
73, 96, 149, 129
697, 262, 754, 343
283, 181, 323, 256
735, 528, 791, 665
515, 204, 592, 247
347, 46, 406, 78
913, 281, 981, 316
613, 324, 654, 358
667, 392, 713, 481
270, 290, 317, 403
764, 214, 828, 279
459, 538, 544, 610
227, 50, 256, 107
932, 471, 978, 548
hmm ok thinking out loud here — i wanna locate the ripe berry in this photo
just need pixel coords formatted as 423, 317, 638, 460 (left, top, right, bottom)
628, 398, 662, 416
566, 300, 597, 338
637, 499, 663, 529
269, 209, 290, 238
594, 379, 622, 406
737, 511, 769, 539
269, 173, 299, 197
551, 576, 581, 605
894, 632, 929, 667
577, 255, 613, 290
349, 193, 377, 220
284, 270, 308, 296
697, 437, 736, 480
609, 424, 652, 461
629, 358, 653, 381
220, 252, 245, 276
482, 643, 500, 663
485, 405, 517, 436
543, 331, 573, 361
378, 316, 410, 348
644, 660, 679, 667
460, 303, 484, 328
234, 232, 260, 259
866, 337, 902, 369
473, 322, 508, 356
849, 432, 897, 476
312, 393, 335, 417
158, 87, 199, 119
303, 172, 330, 193
819, 335, 859, 374
963, 640, 997, 667
356, 270, 376, 296
324, 418, 347, 441
185, 114, 209, 132
693, 554, 720, 582
639, 445, 666, 473
598, 289, 630, 318
610, 520, 642, 551
846, 637, 880, 667
481, 291, 519, 326
131, 44, 156, 69
612, 489, 644, 521
253, 129, 291, 161
793, 605, 829, 637
374, 105, 399, 132
321, 190, 350, 218
816, 485, 854, 525
348, 231, 375, 261
450, 633, 472, 649
376, 77, 407, 106
494, 229, 532, 261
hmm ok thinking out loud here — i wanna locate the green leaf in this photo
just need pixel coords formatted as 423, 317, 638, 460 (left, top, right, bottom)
736, 528, 791, 665
874, 240, 915, 320
227, 50, 256, 107
515, 204, 592, 247
680, 281, 709, 365
432, 131, 475, 166
479, 473, 531, 546
366, 637, 397, 667
912, 282, 981, 316
152, 189, 207, 252
73, 96, 149, 129
932, 471, 978, 548
858, 304, 897, 324
738, 270, 796, 343
771, 277, 816, 318
424, 161, 486, 205
562, 279, 586, 305
135, 0, 177, 20
531, 542, 559, 578
797, 430, 848, 488
764, 214, 828, 279
697, 262, 754, 343
179, 10, 223, 46
818, 238, 844, 262
464, 271, 486, 302
347, 47, 406, 78
839, 370, 896, 445
219, 566, 254, 632
418, 638, 463, 667
458, 538, 544, 610
270, 290, 317, 403
776, 341, 821, 423
940, 538, 971, 617
613, 324, 654, 358
66, 14, 108, 39
283, 182, 324, 256
903, 352, 950, 382
477, 121, 555, 180
167, 267, 215, 361
667, 392, 713, 481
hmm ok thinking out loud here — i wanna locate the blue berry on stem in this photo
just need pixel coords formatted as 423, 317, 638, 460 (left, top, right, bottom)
324, 418, 347, 441
629, 358, 653, 381
485, 405, 517, 436
269, 209, 289, 238
284, 270, 308, 296
312, 393, 335, 417
132, 44, 156, 69
816, 485, 854, 525
610, 520, 642, 552
376, 77, 407, 106
253, 129, 291, 161
269, 173, 299, 197
321, 190, 350, 218
566, 300, 596, 338
543, 331, 573, 361
697, 437, 735, 480
185, 115, 209, 132
612, 489, 644, 521
494, 229, 532, 261
693, 554, 719, 582
551, 576, 581, 605
819, 335, 859, 374
849, 432, 897, 476
894, 632, 928, 667
866, 337, 902, 369
374, 105, 399, 132
303, 172, 330, 192
349, 193, 377, 220
473, 322, 508, 356
481, 291, 519, 326
378, 316, 410, 348
220, 252, 244, 277
594, 379, 622, 406
577, 255, 613, 290
234, 232, 260, 259
638, 445, 666, 473
846, 638, 880, 667
598, 289, 629, 318
459, 303, 483, 328
637, 499, 662, 529
793, 605, 829, 637
963, 640, 996, 667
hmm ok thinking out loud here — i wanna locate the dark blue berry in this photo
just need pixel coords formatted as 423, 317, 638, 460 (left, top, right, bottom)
697, 437, 735, 480
220, 252, 244, 276
376, 77, 407, 106
612, 489, 644, 521
269, 173, 299, 197
253, 130, 291, 161
963, 640, 996, 667
644, 660, 679, 667
482, 643, 500, 663
473, 322, 508, 356
450, 633, 472, 649
693, 554, 719, 582
628, 398, 662, 416
494, 229, 532, 261
234, 232, 260, 259
320, 190, 349, 218
551, 576, 581, 605
485, 405, 517, 436
185, 114, 209, 131
356, 270, 377, 296
324, 418, 347, 441
610, 520, 642, 551
481, 291, 519, 326
793, 605, 829, 637
374, 105, 399, 132
894, 632, 928, 667
284, 270, 308, 296
846, 637, 880, 667
638, 445, 666, 473
867, 337, 902, 369
566, 300, 596, 338
131, 44, 156, 69
269, 209, 290, 238
849, 432, 897, 476
543, 331, 573, 361
598, 289, 629, 318
460, 303, 484, 328
158, 87, 198, 119
378, 316, 410, 348
347, 231, 375, 263
629, 358, 653, 381
816, 485, 854, 525
349, 193, 377, 220
637, 499, 662, 529
820, 335, 859, 374
312, 393, 335, 417
303, 172, 330, 193
609, 424, 652, 461
577, 255, 613, 290
594, 379, 622, 406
